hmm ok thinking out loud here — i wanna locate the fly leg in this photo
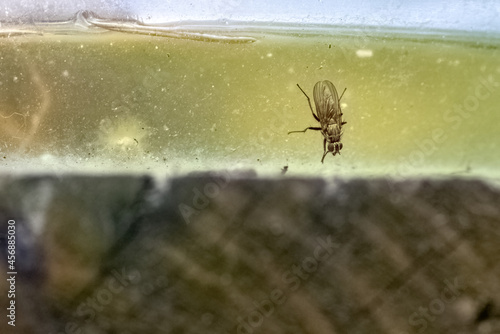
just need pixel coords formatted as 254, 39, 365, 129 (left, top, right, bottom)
339, 88, 347, 101
288, 127, 321, 135
297, 84, 320, 122
321, 138, 327, 163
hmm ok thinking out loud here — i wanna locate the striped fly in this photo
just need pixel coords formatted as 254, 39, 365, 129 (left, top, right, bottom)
288, 80, 346, 163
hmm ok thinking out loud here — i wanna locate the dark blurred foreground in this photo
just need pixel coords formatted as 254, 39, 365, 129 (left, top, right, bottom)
1, 173, 499, 334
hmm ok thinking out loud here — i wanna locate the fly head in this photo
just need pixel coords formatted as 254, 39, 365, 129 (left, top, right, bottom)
328, 142, 343, 156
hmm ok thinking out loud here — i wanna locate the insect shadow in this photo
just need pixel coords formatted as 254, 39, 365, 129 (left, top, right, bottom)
288, 80, 346, 163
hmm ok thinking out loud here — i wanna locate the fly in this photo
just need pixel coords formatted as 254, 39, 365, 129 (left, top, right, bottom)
288, 80, 347, 163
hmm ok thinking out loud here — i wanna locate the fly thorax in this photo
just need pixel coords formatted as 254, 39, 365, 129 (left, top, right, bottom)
326, 124, 341, 138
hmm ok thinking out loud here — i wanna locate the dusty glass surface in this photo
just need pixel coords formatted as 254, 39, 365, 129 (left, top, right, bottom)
0, 18, 499, 179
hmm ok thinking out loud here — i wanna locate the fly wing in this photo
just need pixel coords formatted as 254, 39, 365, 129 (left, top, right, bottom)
313, 80, 341, 125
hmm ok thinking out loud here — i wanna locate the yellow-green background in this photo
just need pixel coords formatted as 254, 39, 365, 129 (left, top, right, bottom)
0, 31, 499, 177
